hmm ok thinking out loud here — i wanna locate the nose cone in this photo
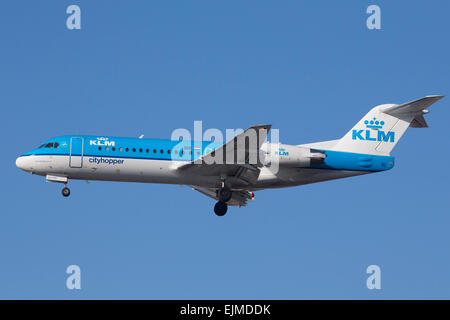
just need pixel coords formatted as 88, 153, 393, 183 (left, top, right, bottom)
16, 156, 30, 171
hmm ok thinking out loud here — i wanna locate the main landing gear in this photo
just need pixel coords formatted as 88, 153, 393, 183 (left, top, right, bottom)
214, 187, 232, 216
62, 184, 70, 197
218, 187, 232, 202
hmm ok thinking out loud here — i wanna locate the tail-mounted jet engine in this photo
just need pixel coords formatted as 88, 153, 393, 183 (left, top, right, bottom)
260, 144, 326, 167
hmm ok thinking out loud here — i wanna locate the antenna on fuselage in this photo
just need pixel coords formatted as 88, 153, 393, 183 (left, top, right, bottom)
139, 134, 144, 139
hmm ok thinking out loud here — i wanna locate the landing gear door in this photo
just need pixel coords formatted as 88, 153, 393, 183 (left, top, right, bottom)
70, 137, 84, 168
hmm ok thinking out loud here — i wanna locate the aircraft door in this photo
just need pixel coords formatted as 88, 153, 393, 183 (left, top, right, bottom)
69, 137, 84, 168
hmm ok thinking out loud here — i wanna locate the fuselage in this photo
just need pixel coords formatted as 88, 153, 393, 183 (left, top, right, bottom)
15, 135, 395, 190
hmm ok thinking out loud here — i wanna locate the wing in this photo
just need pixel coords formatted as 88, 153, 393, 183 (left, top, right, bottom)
178, 124, 271, 186
190, 186, 255, 207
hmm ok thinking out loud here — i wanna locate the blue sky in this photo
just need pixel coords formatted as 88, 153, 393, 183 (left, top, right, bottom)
1, 1, 449, 299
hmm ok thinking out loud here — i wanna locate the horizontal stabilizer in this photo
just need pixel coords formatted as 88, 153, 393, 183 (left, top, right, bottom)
382, 95, 444, 115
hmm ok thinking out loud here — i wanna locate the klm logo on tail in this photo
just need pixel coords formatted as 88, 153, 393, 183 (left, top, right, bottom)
352, 118, 395, 142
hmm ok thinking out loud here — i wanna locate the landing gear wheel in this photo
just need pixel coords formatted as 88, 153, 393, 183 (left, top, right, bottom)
62, 187, 71, 197
218, 188, 232, 202
214, 201, 228, 216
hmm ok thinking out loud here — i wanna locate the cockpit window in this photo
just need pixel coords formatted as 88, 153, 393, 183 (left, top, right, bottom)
38, 142, 59, 149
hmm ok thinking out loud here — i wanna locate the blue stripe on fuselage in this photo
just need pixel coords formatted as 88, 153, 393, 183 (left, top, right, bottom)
311, 149, 395, 172
22, 135, 222, 161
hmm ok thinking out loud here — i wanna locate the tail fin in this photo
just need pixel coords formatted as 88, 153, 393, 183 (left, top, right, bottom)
333, 95, 444, 155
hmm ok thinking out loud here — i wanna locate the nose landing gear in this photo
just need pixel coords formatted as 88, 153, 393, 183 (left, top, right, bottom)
46, 175, 71, 197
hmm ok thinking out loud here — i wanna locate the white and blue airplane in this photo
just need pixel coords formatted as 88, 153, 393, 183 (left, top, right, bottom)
16, 95, 443, 216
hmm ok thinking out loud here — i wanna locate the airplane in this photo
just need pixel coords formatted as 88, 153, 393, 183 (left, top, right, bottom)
16, 95, 443, 216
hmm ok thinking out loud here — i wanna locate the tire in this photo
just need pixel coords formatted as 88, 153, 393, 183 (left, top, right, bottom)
62, 187, 70, 197
214, 201, 228, 216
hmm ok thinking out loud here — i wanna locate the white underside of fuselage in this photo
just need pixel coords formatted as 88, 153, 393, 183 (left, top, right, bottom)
20, 155, 369, 190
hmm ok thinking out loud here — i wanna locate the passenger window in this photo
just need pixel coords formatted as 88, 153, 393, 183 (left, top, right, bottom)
105, 147, 109, 151
153, 149, 157, 153
119, 147, 123, 152
126, 148, 129, 152
132, 148, 136, 152
98, 146, 102, 151
160, 149, 164, 154
168, 150, 171, 154
112, 147, 116, 151
146, 149, 149, 153
139, 148, 143, 152
174, 150, 178, 155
